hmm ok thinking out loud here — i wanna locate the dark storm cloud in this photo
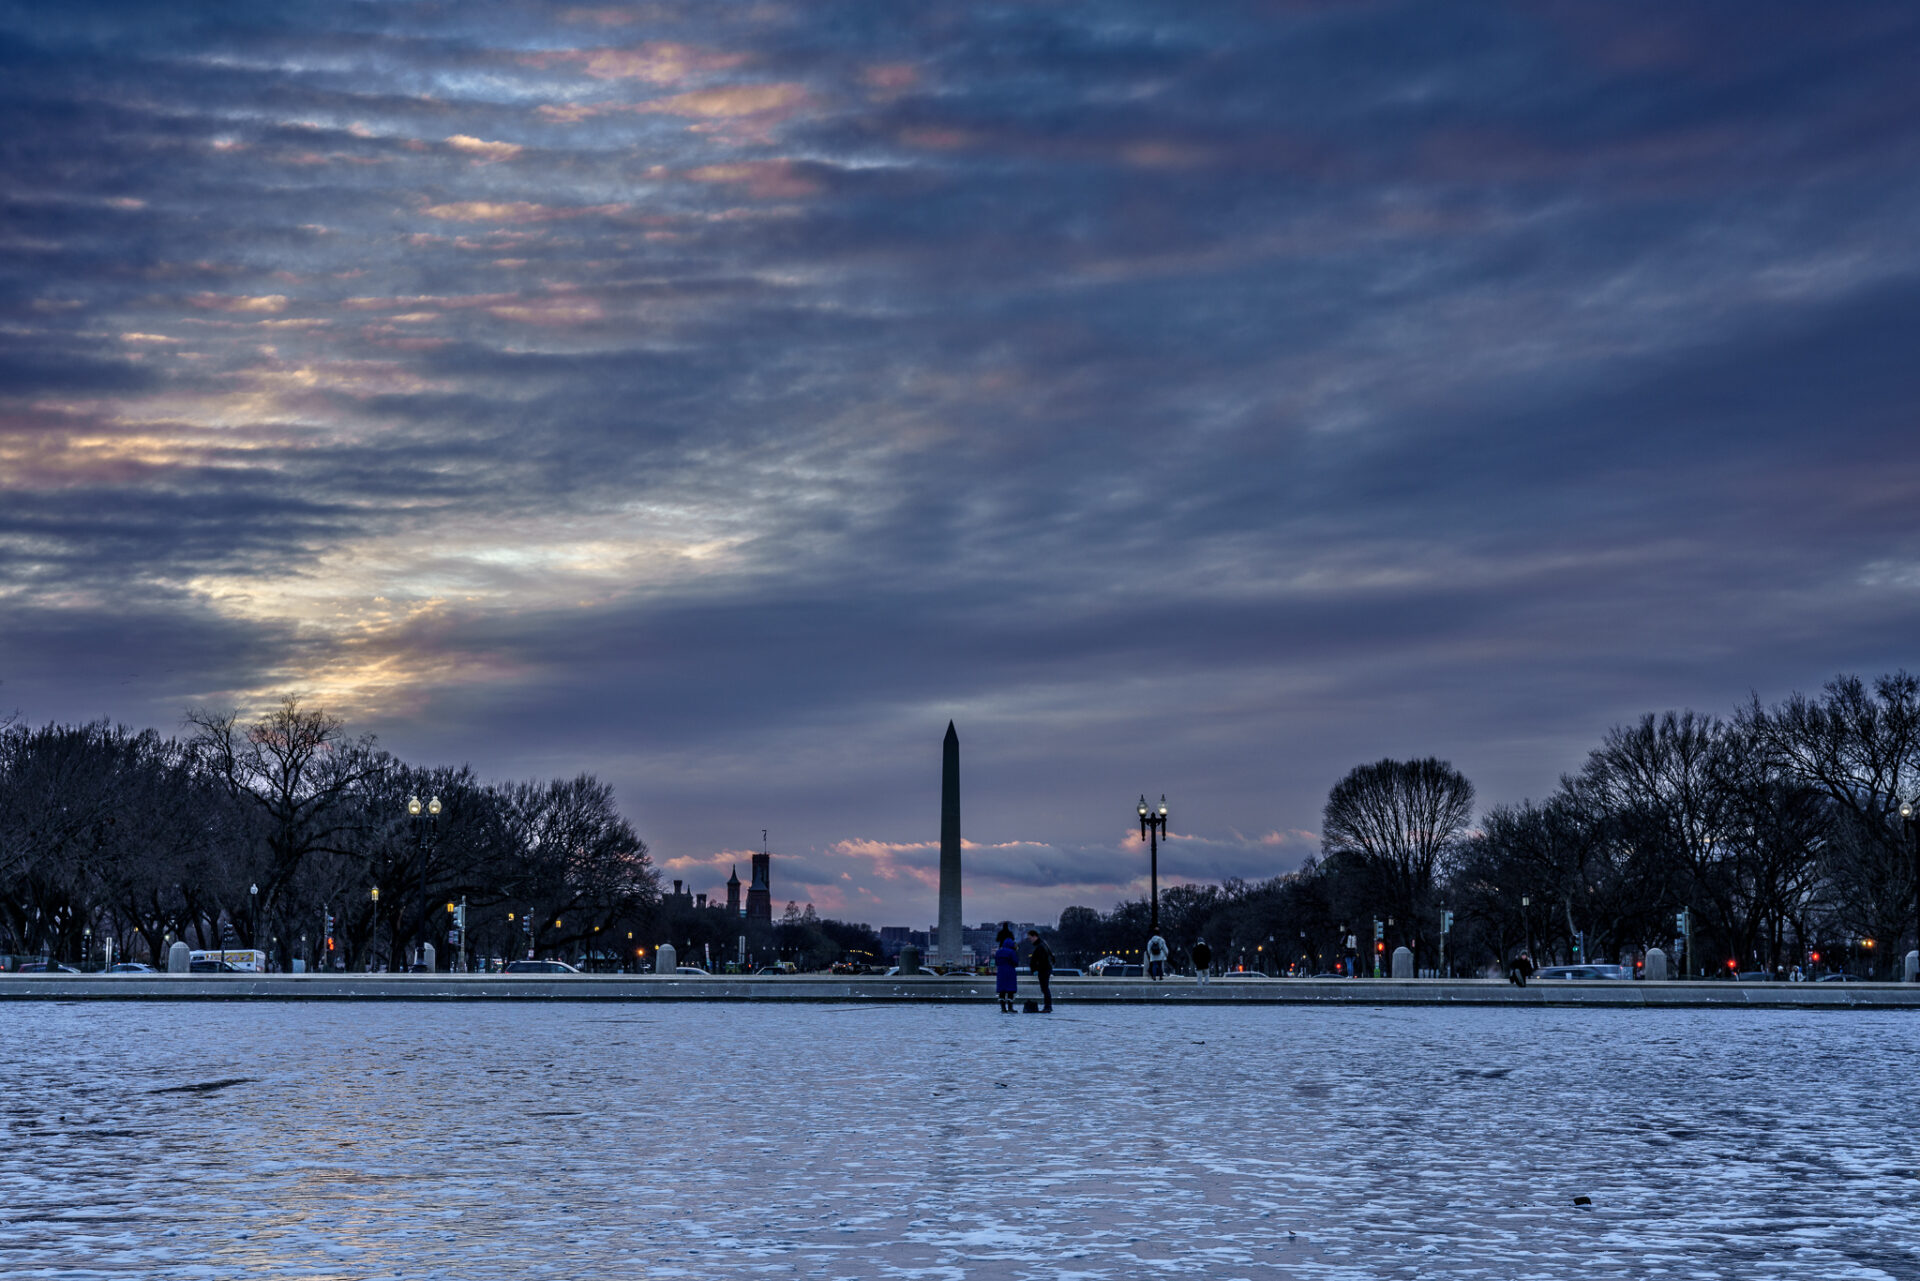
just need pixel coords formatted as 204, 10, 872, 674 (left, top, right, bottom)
4, 1, 1920, 922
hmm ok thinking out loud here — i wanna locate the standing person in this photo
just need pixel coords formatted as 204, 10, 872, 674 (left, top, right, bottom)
1146, 932, 1170, 979
994, 934, 1019, 1012
1507, 951, 1535, 988
1026, 929, 1054, 1012
1190, 937, 1213, 986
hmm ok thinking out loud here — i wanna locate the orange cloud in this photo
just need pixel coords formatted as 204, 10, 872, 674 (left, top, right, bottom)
421, 201, 627, 224
536, 103, 602, 124
642, 82, 809, 120
446, 135, 523, 161
525, 41, 745, 85
686, 159, 822, 199
487, 294, 605, 326
187, 293, 289, 313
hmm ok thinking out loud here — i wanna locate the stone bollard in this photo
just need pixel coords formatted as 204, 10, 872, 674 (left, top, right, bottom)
168, 941, 190, 973
898, 944, 921, 975
1644, 947, 1667, 981
1907, 950, 1918, 983
654, 943, 677, 974
1391, 946, 1413, 979
420, 943, 435, 973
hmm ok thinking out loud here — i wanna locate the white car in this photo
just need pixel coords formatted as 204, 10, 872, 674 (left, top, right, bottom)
674, 965, 712, 976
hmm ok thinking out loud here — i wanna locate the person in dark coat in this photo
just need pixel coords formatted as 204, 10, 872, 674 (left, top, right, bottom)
1507, 951, 1535, 988
1190, 937, 1213, 986
1026, 929, 1053, 1012
994, 936, 1019, 1012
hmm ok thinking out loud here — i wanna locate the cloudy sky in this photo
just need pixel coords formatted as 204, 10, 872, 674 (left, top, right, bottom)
4, 2, 1918, 927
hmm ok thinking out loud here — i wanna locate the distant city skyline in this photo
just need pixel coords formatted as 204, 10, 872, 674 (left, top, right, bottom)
4, 5, 1920, 925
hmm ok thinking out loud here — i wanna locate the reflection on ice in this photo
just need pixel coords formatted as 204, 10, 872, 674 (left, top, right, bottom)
3, 1003, 1918, 1278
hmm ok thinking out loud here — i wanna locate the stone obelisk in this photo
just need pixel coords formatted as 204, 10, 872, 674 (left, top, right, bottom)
938, 720, 964, 967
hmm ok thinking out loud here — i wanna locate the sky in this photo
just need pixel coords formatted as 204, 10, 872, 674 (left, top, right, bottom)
4, 2, 1920, 929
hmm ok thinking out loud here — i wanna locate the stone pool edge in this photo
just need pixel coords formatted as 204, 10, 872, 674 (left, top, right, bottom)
5, 975, 1920, 1007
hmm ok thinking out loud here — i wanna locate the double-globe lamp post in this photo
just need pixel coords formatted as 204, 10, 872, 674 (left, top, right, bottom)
1138, 794, 1168, 938
407, 794, 441, 971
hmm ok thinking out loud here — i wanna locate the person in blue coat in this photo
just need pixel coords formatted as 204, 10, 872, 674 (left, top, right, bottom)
994, 934, 1019, 1012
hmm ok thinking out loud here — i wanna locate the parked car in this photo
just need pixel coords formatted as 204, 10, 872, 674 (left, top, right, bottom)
674, 966, 711, 976
1220, 971, 1274, 981
13, 961, 83, 974
188, 959, 241, 973
105, 962, 156, 974
755, 963, 799, 975
504, 959, 579, 974
1049, 967, 1084, 977
1816, 972, 1866, 982
1734, 971, 1777, 982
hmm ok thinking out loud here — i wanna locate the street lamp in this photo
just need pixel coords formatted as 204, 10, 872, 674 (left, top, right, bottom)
1137, 794, 1169, 936
371, 885, 382, 972
1520, 895, 1532, 957
406, 795, 441, 972
249, 883, 258, 954
1902, 801, 1919, 981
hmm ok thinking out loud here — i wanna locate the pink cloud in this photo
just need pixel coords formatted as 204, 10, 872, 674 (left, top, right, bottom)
685, 159, 822, 199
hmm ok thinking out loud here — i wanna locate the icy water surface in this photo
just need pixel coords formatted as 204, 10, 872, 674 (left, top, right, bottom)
5, 1002, 1919, 1279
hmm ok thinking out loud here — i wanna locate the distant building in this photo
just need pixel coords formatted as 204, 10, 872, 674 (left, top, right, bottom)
879, 926, 929, 958
727, 865, 742, 916
665, 880, 694, 908
746, 851, 772, 926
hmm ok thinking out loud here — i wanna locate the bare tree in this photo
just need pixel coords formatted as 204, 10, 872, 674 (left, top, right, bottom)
187, 696, 384, 967
1322, 757, 1474, 962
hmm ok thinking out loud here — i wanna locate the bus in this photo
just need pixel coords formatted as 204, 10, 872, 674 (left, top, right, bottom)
188, 949, 268, 973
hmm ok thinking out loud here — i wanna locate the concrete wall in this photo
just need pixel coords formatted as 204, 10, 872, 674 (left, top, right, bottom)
5, 974, 1920, 1007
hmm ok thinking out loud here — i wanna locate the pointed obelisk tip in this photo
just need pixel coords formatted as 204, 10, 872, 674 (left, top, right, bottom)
945, 719, 957, 742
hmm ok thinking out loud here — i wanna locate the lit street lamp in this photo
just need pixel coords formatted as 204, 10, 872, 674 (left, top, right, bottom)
1902, 800, 1919, 981
249, 882, 258, 954
1137, 794, 1168, 936
371, 885, 382, 972
406, 794, 441, 972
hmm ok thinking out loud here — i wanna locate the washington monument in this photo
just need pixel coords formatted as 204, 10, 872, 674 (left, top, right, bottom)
938, 720, 964, 966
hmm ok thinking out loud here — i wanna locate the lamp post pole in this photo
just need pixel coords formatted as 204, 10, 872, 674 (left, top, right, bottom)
370, 885, 382, 972
1137, 794, 1168, 937
406, 795, 441, 971
1902, 800, 1919, 981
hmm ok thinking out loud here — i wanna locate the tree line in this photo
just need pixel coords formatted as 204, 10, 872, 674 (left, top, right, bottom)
1054, 672, 1920, 978
0, 697, 660, 971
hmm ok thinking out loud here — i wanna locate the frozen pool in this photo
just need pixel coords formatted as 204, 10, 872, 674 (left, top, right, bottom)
3, 1001, 1917, 1279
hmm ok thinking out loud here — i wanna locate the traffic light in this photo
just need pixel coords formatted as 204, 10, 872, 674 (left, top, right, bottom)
1373, 918, 1383, 941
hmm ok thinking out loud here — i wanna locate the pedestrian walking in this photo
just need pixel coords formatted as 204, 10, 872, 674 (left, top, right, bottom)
994, 935, 1019, 1011
1507, 951, 1534, 988
1190, 937, 1212, 986
1146, 932, 1170, 979
1026, 929, 1053, 1012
